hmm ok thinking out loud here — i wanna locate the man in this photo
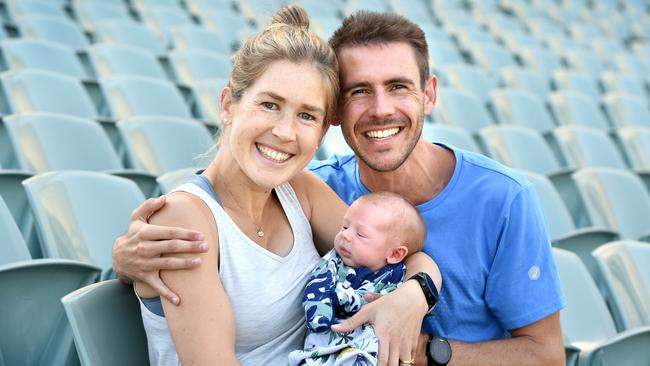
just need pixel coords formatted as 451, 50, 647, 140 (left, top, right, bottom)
113, 11, 565, 365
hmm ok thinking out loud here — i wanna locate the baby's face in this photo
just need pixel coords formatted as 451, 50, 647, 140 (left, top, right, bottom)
334, 201, 395, 272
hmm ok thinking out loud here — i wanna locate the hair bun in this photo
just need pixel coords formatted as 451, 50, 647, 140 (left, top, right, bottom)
271, 5, 309, 30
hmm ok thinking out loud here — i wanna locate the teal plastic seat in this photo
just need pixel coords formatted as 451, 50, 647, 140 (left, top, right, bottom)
199, 10, 253, 52
600, 71, 646, 100
118, 116, 215, 176
553, 248, 650, 366
3, 112, 158, 196
572, 167, 650, 241
518, 45, 563, 80
139, 6, 194, 48
23, 171, 145, 278
0, 39, 87, 79
0, 196, 31, 265
169, 25, 231, 55
489, 88, 556, 134
549, 91, 610, 130
522, 170, 618, 278
94, 20, 165, 55
593, 241, 650, 331
552, 70, 601, 101
0, 69, 98, 118
87, 43, 168, 80
168, 49, 230, 86
101, 75, 193, 119
470, 43, 517, 77
428, 40, 464, 75
442, 63, 497, 105
0, 259, 100, 366
0, 170, 37, 256
616, 126, 650, 173
157, 167, 199, 194
603, 92, 650, 129
436, 88, 494, 134
192, 78, 227, 127
422, 124, 482, 154
551, 125, 629, 170
500, 66, 551, 103
61, 279, 149, 366
5, 0, 67, 20
72, 1, 132, 33
17, 15, 90, 51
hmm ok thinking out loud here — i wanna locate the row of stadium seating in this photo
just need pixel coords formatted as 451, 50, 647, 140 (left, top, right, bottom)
0, 0, 649, 365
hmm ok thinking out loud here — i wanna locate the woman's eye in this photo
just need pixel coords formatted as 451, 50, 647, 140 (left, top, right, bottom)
298, 112, 315, 121
262, 102, 277, 110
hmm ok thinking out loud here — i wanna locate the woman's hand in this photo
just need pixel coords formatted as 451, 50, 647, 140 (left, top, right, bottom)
331, 280, 429, 366
112, 196, 208, 304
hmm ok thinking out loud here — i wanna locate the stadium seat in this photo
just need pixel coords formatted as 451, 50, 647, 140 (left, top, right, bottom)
489, 89, 556, 134
428, 40, 465, 76
422, 124, 482, 153
565, 48, 607, 76
0, 170, 36, 256
572, 167, 650, 241
614, 52, 650, 79
293, 0, 341, 20
138, 5, 195, 48
390, 0, 434, 24
0, 69, 98, 118
168, 26, 231, 55
23, 171, 146, 278
602, 92, 650, 129
593, 241, 650, 332
72, 1, 133, 33
0, 259, 100, 366
4, 0, 67, 21
517, 45, 564, 80
0, 196, 31, 266
554, 247, 650, 366
551, 125, 631, 171
87, 43, 168, 81
61, 279, 150, 366
499, 66, 551, 102
600, 71, 647, 100
3, 112, 158, 195
316, 126, 353, 160
342, 0, 390, 16
548, 91, 610, 130
117, 116, 215, 176
157, 167, 199, 194
436, 88, 494, 134
616, 126, 650, 175
100, 75, 193, 119
199, 10, 254, 53
551, 70, 602, 101
94, 20, 166, 55
442, 63, 497, 105
167, 49, 230, 86
468, 43, 517, 78
0, 39, 87, 79
522, 171, 618, 277
16, 15, 90, 51
192, 78, 227, 127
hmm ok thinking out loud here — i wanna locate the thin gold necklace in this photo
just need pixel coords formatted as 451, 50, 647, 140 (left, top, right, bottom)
221, 184, 265, 238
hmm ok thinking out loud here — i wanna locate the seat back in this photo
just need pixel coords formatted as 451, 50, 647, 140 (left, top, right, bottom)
489, 88, 556, 133
118, 116, 214, 175
549, 91, 610, 130
168, 49, 230, 85
603, 92, 650, 129
88, 43, 167, 80
422, 124, 482, 153
23, 171, 145, 271
573, 167, 650, 240
94, 21, 165, 55
616, 126, 650, 171
18, 15, 89, 51
4, 112, 122, 173
552, 125, 628, 169
0, 196, 31, 265
553, 248, 617, 345
157, 167, 198, 194
436, 88, 493, 134
0, 39, 86, 78
0, 259, 100, 366
62, 279, 150, 366
593, 241, 650, 331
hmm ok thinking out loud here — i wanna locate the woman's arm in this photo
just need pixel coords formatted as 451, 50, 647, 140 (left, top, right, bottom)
142, 192, 239, 365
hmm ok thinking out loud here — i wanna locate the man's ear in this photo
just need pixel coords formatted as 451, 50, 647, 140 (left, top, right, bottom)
386, 245, 409, 264
220, 86, 233, 125
423, 75, 437, 116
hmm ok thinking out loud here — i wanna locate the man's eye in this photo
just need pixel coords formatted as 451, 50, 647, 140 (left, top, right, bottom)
263, 102, 277, 110
298, 112, 315, 121
351, 89, 368, 95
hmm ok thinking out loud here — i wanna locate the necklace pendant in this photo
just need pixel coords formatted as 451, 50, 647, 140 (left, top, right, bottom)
256, 229, 264, 237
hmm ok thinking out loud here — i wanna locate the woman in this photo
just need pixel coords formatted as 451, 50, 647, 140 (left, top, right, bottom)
134, 5, 438, 365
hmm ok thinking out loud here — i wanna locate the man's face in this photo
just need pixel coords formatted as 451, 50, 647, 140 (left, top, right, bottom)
336, 42, 436, 172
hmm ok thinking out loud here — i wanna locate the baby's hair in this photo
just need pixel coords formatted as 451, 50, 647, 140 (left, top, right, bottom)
356, 192, 426, 253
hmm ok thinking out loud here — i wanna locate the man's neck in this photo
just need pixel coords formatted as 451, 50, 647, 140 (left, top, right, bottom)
357, 140, 456, 205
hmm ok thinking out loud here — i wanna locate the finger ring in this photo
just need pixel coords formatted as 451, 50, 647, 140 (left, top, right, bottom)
400, 359, 416, 365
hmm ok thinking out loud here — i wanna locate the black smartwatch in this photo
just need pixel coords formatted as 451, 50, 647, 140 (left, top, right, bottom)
427, 335, 452, 366
407, 272, 438, 314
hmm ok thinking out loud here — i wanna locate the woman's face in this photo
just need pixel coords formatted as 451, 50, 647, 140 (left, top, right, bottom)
223, 60, 328, 189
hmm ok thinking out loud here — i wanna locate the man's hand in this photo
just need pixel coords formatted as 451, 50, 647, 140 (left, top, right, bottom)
112, 196, 208, 304
331, 280, 428, 366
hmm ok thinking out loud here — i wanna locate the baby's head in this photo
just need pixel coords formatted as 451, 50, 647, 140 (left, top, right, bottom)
334, 192, 426, 272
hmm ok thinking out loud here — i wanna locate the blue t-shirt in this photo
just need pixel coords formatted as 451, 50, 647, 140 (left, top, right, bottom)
308, 145, 565, 341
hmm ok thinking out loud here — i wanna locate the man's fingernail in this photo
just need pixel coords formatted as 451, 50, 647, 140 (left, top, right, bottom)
199, 242, 208, 251
172, 297, 179, 305
191, 258, 202, 265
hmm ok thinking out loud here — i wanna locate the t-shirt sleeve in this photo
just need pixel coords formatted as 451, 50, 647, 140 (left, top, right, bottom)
485, 184, 566, 330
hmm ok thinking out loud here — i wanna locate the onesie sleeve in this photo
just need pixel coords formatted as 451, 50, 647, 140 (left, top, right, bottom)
303, 251, 338, 332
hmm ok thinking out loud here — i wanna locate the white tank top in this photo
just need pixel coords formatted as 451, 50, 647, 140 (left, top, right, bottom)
139, 181, 321, 365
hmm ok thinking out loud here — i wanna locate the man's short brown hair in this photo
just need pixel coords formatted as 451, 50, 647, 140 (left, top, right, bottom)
329, 11, 429, 88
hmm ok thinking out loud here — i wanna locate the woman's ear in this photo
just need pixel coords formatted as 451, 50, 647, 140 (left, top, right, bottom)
220, 86, 233, 125
386, 245, 409, 264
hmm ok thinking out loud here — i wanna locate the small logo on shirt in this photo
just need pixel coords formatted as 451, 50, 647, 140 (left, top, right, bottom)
528, 266, 540, 281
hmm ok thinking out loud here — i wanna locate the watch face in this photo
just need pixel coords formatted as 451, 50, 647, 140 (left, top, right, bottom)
429, 337, 452, 364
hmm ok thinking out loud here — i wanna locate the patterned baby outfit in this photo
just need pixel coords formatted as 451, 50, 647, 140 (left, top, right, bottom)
288, 249, 405, 365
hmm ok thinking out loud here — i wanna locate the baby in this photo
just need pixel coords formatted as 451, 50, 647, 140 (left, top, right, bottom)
289, 192, 426, 366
